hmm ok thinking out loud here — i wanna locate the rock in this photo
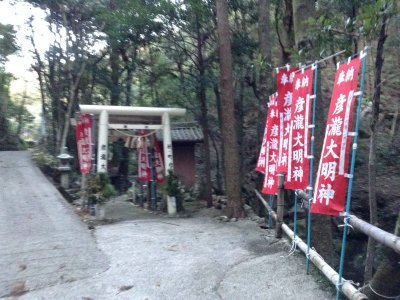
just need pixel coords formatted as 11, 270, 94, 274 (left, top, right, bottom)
216, 215, 229, 222
244, 204, 252, 212
257, 217, 265, 224
230, 218, 237, 222
251, 216, 260, 222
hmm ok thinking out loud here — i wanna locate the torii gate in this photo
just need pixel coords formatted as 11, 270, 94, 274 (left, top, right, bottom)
79, 105, 186, 214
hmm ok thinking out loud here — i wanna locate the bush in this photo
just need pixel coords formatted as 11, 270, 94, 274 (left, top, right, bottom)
31, 147, 58, 169
87, 173, 117, 204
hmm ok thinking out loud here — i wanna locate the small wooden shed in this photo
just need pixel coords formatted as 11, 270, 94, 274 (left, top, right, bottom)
156, 122, 203, 188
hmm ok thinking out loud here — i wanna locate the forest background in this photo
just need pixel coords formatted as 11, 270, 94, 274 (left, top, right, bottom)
0, 0, 399, 297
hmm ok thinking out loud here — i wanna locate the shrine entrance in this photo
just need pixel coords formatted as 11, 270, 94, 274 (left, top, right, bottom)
79, 104, 186, 214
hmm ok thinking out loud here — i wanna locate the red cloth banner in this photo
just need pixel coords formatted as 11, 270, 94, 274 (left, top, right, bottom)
138, 137, 150, 183
256, 111, 270, 173
276, 66, 298, 173
262, 93, 279, 195
76, 114, 92, 174
312, 57, 362, 216
285, 68, 314, 190
153, 137, 165, 183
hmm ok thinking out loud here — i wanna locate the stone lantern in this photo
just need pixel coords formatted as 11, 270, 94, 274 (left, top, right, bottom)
57, 147, 73, 189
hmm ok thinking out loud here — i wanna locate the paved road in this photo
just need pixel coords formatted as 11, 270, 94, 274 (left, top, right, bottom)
0, 151, 107, 297
17, 205, 333, 299
0, 151, 332, 299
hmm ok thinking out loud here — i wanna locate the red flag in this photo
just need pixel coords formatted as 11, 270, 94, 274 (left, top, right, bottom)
312, 57, 362, 216
276, 67, 298, 173
153, 136, 165, 183
285, 67, 314, 190
261, 93, 279, 195
76, 114, 92, 174
256, 112, 269, 173
138, 136, 150, 183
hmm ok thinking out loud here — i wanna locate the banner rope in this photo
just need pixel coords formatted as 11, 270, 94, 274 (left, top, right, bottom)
112, 128, 157, 138
276, 50, 346, 73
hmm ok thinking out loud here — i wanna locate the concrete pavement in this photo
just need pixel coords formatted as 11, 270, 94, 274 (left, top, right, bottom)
0, 151, 333, 299
0, 151, 107, 297
17, 211, 333, 299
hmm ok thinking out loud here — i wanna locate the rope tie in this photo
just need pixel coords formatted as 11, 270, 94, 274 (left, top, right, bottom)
336, 279, 359, 292
311, 247, 325, 262
112, 128, 157, 138
281, 238, 298, 258
358, 283, 400, 299
338, 216, 354, 233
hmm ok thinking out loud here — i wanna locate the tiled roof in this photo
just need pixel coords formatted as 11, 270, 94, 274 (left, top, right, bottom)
156, 122, 203, 143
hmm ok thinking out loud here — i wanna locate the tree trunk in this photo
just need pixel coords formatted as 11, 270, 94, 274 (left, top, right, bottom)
195, 14, 213, 208
257, 0, 274, 192
275, 0, 295, 64
0, 73, 9, 137
210, 132, 223, 194
364, 9, 388, 283
110, 46, 120, 105
362, 213, 400, 299
16, 85, 28, 137
292, 0, 315, 51
216, 0, 243, 218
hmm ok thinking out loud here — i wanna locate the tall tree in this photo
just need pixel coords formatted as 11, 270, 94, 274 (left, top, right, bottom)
364, 0, 391, 283
0, 23, 18, 148
216, 0, 243, 217
162, 0, 216, 206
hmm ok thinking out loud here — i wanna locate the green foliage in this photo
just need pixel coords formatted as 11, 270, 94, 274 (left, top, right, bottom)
165, 170, 180, 196
357, 0, 395, 37
31, 147, 58, 169
0, 23, 19, 65
86, 173, 117, 204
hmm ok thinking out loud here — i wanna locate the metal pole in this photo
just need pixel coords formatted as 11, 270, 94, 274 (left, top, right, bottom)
275, 173, 285, 238
293, 192, 298, 241
306, 64, 318, 273
268, 195, 273, 228
275, 50, 346, 72
148, 145, 157, 210
336, 49, 368, 300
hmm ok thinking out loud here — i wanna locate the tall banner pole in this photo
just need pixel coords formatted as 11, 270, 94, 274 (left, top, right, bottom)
306, 63, 318, 273
268, 195, 273, 228
336, 48, 368, 300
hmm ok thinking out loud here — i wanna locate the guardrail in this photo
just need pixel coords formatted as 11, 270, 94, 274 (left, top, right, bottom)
254, 189, 368, 300
296, 190, 400, 255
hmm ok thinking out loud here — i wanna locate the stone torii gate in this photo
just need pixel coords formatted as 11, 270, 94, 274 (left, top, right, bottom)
79, 105, 186, 214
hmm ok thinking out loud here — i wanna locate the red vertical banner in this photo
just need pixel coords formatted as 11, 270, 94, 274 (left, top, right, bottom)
256, 109, 270, 173
285, 67, 314, 190
312, 57, 362, 216
138, 136, 150, 183
261, 93, 279, 195
276, 67, 298, 173
76, 114, 92, 174
153, 136, 165, 183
